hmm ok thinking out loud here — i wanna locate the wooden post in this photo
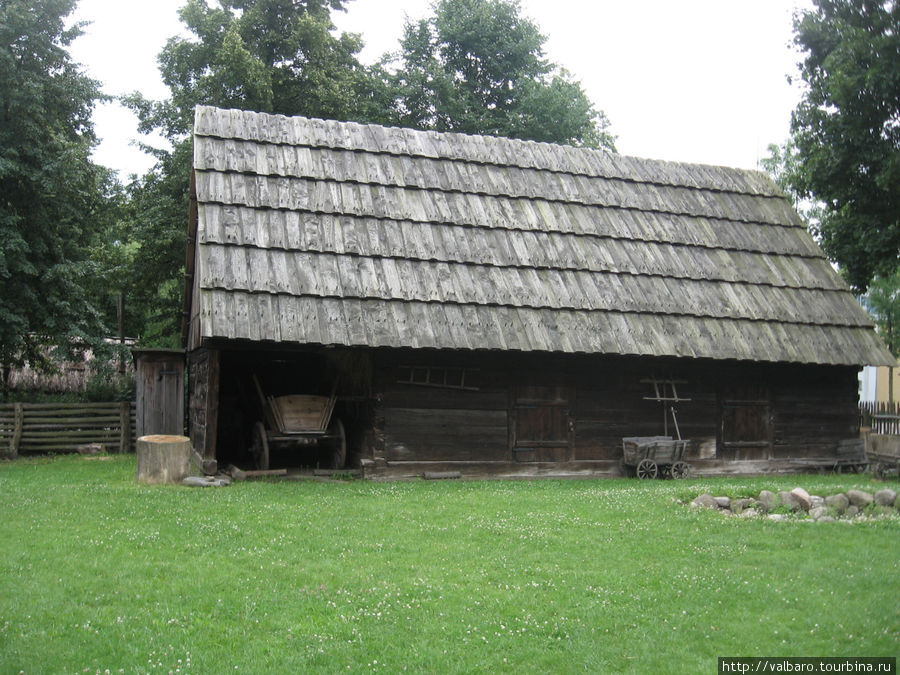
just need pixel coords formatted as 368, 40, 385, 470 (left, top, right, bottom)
119, 401, 132, 453
136, 434, 192, 484
10, 403, 23, 459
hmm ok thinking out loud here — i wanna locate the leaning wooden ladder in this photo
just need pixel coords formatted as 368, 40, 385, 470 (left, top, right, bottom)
641, 377, 691, 440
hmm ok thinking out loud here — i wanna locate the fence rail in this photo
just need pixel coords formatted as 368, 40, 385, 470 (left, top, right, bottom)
860, 401, 900, 436
0, 402, 135, 458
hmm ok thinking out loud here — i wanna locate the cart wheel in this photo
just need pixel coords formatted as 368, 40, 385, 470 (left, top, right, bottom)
329, 418, 346, 470
636, 459, 658, 480
671, 461, 690, 479
251, 421, 269, 471
873, 463, 886, 479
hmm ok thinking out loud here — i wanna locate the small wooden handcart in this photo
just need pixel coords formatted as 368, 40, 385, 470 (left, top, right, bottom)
832, 439, 869, 474
249, 376, 346, 471
869, 445, 900, 479
622, 436, 691, 479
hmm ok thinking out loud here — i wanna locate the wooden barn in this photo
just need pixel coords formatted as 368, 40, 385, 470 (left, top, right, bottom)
183, 105, 894, 478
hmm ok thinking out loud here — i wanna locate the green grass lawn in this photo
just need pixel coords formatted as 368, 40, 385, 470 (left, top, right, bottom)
0, 455, 897, 674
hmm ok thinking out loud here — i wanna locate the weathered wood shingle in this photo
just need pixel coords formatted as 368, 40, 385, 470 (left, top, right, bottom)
186, 106, 894, 366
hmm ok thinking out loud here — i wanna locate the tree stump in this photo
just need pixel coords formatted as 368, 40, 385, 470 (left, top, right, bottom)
137, 435, 192, 484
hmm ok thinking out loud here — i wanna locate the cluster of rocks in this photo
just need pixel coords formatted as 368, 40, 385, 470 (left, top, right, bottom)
690, 487, 899, 522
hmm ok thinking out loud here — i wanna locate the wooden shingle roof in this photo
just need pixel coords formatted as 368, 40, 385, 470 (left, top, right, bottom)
185, 105, 894, 366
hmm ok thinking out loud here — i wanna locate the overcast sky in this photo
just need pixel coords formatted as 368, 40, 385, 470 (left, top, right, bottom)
69, 0, 812, 180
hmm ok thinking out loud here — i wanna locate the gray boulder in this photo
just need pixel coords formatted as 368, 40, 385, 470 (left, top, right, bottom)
825, 493, 849, 514
739, 508, 759, 518
779, 491, 803, 512
182, 475, 230, 487
731, 498, 753, 514
809, 506, 830, 520
809, 495, 825, 509
691, 493, 718, 509
847, 489, 874, 509
845, 505, 860, 517
714, 496, 732, 509
790, 487, 812, 511
767, 513, 788, 521
874, 489, 897, 507
757, 490, 778, 512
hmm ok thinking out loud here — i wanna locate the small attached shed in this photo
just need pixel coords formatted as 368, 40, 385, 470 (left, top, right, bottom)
184, 105, 894, 478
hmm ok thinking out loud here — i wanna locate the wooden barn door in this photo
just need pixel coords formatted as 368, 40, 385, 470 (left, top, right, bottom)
511, 385, 573, 462
719, 383, 772, 460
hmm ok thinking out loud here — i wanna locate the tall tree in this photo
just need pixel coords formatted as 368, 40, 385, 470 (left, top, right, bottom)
863, 269, 900, 359
788, 0, 899, 292
124, 0, 375, 346
0, 0, 113, 393
377, 0, 615, 149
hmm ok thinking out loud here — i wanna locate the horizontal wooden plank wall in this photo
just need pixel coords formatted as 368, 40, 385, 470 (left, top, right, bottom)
375, 352, 509, 462
370, 350, 860, 469
0, 402, 135, 458
772, 366, 860, 458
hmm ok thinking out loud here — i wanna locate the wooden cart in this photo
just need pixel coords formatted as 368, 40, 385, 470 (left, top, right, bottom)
623, 436, 691, 479
249, 376, 346, 471
831, 438, 869, 474
869, 447, 900, 479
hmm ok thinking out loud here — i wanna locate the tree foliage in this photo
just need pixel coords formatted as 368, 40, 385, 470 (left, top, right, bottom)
788, 0, 900, 292
127, 0, 372, 140
376, 0, 614, 149
124, 0, 376, 346
0, 0, 115, 388
862, 269, 900, 357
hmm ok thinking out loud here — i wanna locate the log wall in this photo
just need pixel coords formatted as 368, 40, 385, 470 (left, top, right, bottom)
370, 350, 860, 469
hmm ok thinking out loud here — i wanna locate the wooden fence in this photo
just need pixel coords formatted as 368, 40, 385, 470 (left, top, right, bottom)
860, 401, 900, 436
0, 402, 135, 458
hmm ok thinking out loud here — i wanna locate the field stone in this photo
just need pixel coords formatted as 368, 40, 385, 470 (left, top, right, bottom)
226, 464, 248, 481
691, 494, 718, 509
809, 495, 825, 509
790, 487, 812, 511
846, 490, 874, 509
758, 490, 778, 512
767, 513, 788, 521
809, 506, 829, 520
714, 496, 732, 509
817, 516, 836, 523
845, 505, 860, 517
739, 508, 759, 518
825, 493, 849, 513
731, 498, 753, 514
874, 489, 897, 507
182, 476, 230, 487
779, 491, 802, 512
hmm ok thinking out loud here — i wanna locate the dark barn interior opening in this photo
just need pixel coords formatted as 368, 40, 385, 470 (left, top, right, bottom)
211, 347, 372, 471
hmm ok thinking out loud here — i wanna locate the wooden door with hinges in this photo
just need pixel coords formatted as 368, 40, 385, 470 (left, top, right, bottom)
511, 385, 574, 462
719, 383, 773, 460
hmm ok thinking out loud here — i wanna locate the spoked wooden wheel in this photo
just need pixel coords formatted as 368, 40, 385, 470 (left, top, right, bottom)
670, 461, 690, 479
251, 421, 270, 470
329, 418, 346, 470
636, 459, 658, 480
